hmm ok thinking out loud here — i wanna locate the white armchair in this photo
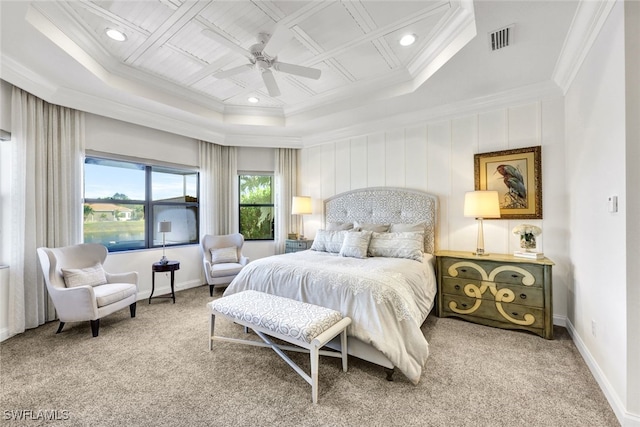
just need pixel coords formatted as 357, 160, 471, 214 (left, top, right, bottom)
201, 233, 249, 296
36, 243, 138, 337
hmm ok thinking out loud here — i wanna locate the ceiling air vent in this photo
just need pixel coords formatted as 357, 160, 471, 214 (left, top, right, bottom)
489, 25, 514, 51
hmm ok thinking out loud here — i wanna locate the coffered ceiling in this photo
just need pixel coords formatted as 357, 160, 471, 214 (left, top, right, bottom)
0, 1, 578, 146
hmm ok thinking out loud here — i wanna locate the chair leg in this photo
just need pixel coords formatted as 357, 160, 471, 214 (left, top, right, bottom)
90, 319, 100, 337
209, 285, 214, 297
56, 322, 65, 334
130, 302, 137, 318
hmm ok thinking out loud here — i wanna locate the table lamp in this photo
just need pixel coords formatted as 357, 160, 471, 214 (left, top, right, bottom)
464, 191, 500, 256
158, 221, 172, 264
291, 196, 312, 240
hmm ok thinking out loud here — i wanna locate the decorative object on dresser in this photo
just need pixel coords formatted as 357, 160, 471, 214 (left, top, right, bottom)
512, 224, 543, 258
464, 191, 500, 256
285, 239, 313, 253
435, 250, 554, 339
291, 196, 312, 239
474, 146, 542, 219
158, 220, 172, 264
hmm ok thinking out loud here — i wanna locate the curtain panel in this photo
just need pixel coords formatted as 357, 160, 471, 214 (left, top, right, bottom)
8, 86, 85, 337
274, 148, 298, 254
199, 141, 237, 236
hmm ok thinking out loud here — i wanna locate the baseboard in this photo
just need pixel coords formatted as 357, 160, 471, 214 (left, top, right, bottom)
553, 314, 567, 327
565, 319, 640, 427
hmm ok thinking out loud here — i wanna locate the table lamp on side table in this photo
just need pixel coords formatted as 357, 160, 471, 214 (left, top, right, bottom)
158, 221, 172, 264
291, 196, 312, 240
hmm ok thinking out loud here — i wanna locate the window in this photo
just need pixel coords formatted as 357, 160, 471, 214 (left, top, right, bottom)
239, 174, 274, 240
84, 157, 199, 252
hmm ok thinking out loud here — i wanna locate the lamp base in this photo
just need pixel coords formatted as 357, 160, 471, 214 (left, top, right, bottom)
472, 252, 491, 256
159, 255, 168, 265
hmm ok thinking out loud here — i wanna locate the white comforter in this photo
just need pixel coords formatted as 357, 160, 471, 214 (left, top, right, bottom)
223, 250, 437, 384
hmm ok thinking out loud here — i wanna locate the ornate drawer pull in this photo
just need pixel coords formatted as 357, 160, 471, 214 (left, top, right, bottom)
460, 268, 467, 272
454, 284, 461, 290
520, 294, 527, 299
511, 274, 519, 278
461, 303, 468, 308
512, 312, 519, 316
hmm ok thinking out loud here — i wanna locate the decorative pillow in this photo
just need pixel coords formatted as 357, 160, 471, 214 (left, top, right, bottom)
310, 230, 347, 253
210, 246, 238, 264
368, 232, 424, 262
326, 221, 354, 231
61, 263, 108, 288
339, 231, 372, 259
389, 222, 427, 249
353, 221, 390, 233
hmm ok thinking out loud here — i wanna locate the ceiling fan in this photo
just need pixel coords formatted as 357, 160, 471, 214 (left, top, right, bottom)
201, 27, 321, 97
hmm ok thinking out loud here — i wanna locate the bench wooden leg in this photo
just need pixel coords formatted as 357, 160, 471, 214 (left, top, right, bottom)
340, 329, 348, 372
311, 346, 319, 404
209, 313, 215, 351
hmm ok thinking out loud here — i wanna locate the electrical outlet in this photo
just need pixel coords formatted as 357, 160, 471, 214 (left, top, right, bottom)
592, 320, 597, 337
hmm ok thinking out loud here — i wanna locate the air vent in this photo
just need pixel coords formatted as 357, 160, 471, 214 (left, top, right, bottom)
489, 25, 514, 51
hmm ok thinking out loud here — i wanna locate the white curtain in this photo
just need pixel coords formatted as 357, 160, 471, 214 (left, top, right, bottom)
8, 87, 85, 337
199, 141, 237, 236
274, 148, 298, 254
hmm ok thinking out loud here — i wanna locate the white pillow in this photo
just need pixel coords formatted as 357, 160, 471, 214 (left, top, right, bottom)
326, 221, 354, 231
368, 232, 424, 262
61, 263, 108, 288
210, 246, 238, 264
389, 222, 427, 250
353, 221, 390, 233
339, 231, 372, 259
310, 230, 347, 253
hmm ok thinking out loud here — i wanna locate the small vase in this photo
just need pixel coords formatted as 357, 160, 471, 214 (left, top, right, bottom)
520, 233, 537, 251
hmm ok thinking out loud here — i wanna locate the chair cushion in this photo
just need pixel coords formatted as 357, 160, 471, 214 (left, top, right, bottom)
93, 283, 137, 308
61, 263, 107, 288
210, 247, 238, 264
210, 263, 244, 278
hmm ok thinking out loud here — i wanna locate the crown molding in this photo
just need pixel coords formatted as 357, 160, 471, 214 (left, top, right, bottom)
552, 0, 616, 94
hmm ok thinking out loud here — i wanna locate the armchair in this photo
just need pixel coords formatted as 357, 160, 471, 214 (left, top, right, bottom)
201, 233, 249, 296
36, 243, 138, 337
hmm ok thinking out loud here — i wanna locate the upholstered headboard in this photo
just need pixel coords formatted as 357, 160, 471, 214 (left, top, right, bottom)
323, 187, 438, 254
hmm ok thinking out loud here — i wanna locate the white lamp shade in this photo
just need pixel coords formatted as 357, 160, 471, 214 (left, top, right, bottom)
464, 191, 501, 219
291, 196, 312, 215
158, 221, 172, 233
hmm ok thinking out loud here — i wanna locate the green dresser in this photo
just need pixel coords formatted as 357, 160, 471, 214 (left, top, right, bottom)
435, 250, 554, 339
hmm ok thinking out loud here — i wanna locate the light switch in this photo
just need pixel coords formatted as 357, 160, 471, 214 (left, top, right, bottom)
608, 195, 618, 213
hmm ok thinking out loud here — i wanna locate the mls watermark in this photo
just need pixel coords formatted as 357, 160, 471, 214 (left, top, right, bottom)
3, 409, 70, 422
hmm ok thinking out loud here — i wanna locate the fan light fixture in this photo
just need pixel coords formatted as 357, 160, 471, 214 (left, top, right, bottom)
248, 97, 259, 104
399, 34, 416, 46
105, 28, 127, 42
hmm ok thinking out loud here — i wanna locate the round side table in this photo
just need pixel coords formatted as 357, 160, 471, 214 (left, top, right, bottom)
149, 261, 180, 304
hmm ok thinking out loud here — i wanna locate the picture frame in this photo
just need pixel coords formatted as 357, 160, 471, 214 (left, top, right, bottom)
474, 146, 542, 219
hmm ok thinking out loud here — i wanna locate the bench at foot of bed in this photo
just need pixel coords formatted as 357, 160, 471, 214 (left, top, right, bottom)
207, 290, 352, 404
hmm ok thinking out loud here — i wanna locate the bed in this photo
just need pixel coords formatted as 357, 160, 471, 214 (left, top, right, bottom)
223, 187, 438, 384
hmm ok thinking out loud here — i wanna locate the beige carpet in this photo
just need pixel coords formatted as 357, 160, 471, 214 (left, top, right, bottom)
0, 286, 619, 427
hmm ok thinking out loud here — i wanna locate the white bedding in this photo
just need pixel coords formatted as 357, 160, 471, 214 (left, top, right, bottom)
223, 250, 437, 384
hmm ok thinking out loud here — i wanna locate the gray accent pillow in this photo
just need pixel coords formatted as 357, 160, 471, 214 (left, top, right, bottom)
339, 230, 372, 259
210, 246, 238, 264
368, 232, 424, 262
310, 230, 348, 253
326, 221, 354, 231
353, 221, 390, 233
389, 222, 427, 250
62, 263, 108, 288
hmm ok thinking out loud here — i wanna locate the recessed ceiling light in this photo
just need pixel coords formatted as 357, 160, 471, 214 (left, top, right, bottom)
105, 28, 127, 42
248, 97, 259, 104
399, 34, 416, 47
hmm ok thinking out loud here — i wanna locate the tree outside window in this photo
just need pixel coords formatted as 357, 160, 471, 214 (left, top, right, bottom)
239, 174, 274, 240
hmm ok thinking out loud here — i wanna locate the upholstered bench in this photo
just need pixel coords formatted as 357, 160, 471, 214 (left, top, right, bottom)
207, 290, 352, 404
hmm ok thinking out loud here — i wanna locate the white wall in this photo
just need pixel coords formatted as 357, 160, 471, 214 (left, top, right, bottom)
300, 98, 569, 321
564, 1, 638, 425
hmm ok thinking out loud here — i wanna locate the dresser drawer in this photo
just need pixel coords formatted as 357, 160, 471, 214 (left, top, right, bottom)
441, 277, 544, 308
442, 294, 545, 329
287, 240, 310, 249
440, 257, 545, 287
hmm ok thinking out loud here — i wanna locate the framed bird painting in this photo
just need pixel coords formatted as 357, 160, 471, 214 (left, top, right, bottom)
474, 146, 542, 219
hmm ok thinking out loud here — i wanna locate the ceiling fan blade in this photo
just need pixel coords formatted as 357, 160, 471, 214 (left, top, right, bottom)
201, 28, 252, 59
262, 26, 294, 58
261, 69, 281, 97
273, 62, 321, 80
213, 64, 253, 79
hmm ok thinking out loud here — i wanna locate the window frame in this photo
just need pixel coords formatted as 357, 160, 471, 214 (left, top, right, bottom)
238, 173, 275, 241
83, 155, 199, 252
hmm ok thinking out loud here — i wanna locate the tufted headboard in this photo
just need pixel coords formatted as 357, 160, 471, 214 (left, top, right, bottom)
323, 187, 438, 254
